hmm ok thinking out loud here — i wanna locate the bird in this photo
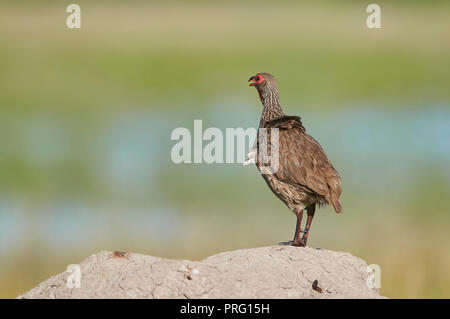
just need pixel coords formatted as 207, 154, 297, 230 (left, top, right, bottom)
248, 72, 342, 247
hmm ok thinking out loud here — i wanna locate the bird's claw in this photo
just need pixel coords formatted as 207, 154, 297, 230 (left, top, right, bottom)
278, 239, 306, 247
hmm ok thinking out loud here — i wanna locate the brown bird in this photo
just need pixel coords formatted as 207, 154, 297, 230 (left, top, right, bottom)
249, 73, 342, 247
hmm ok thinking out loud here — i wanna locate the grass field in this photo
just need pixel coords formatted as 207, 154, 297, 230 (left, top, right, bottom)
1, 1, 449, 298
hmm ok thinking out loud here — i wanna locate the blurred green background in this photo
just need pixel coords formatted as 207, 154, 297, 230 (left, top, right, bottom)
1, 0, 449, 298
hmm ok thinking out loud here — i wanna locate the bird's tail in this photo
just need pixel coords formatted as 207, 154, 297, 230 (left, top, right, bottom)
330, 197, 342, 213
327, 173, 342, 213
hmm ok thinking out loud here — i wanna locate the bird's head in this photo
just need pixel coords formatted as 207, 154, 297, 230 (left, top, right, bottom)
248, 73, 278, 104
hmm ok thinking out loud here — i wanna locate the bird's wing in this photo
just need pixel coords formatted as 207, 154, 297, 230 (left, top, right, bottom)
261, 116, 342, 212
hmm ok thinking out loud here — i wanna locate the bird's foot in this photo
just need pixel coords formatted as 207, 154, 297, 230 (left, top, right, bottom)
278, 239, 306, 247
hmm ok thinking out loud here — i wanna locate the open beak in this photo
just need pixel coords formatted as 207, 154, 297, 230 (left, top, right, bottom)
248, 76, 256, 86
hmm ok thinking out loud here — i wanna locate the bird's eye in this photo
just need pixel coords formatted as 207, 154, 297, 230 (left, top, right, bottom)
255, 75, 261, 81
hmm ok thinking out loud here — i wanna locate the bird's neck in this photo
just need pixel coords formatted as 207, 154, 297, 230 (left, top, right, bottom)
259, 89, 286, 123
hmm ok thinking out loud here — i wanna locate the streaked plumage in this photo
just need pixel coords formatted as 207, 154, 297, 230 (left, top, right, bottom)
249, 73, 342, 246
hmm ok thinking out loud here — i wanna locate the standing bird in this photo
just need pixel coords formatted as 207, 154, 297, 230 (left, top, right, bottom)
248, 73, 342, 247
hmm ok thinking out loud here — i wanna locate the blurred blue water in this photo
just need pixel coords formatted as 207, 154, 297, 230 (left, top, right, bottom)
1, 102, 450, 252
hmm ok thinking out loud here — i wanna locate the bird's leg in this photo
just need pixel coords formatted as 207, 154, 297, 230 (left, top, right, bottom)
301, 205, 316, 246
292, 207, 305, 246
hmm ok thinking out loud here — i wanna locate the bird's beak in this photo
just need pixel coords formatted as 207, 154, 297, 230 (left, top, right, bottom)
248, 76, 256, 86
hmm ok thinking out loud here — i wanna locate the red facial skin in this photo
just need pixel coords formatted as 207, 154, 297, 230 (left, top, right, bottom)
249, 74, 266, 104
249, 74, 265, 86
